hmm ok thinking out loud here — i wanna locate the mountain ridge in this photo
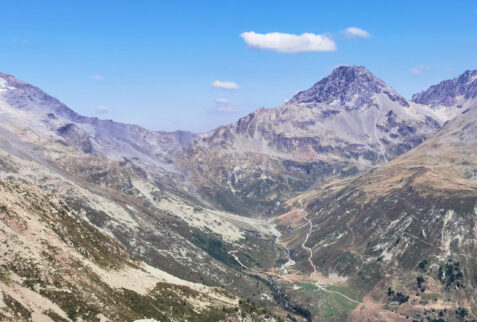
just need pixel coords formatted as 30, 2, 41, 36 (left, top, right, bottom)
1, 67, 472, 218
179, 65, 447, 215
412, 69, 477, 107
0, 71, 293, 320
1, 66, 477, 320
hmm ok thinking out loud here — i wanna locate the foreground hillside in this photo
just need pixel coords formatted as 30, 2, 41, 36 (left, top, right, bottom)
0, 179, 276, 321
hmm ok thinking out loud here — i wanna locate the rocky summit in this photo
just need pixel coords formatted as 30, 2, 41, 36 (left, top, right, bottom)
1, 66, 477, 321
290, 65, 410, 109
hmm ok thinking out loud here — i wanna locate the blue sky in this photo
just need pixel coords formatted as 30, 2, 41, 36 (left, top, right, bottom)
1, 1, 476, 132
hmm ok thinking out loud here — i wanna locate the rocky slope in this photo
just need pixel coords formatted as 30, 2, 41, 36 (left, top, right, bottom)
0, 73, 292, 320
412, 69, 477, 121
0, 178, 280, 321
275, 91, 477, 320
182, 66, 444, 215
0, 72, 196, 167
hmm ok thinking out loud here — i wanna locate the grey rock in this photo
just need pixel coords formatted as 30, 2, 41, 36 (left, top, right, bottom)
412, 70, 477, 107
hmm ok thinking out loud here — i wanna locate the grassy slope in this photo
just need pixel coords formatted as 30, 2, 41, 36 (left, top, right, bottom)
0, 179, 278, 321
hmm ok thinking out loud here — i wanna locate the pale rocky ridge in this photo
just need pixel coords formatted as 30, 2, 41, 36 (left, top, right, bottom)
0, 72, 196, 175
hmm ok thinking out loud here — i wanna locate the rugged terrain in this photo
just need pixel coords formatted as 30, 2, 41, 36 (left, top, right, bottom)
0, 72, 293, 320
412, 69, 477, 120
0, 179, 265, 321
1, 67, 477, 321
273, 72, 477, 321
181, 66, 444, 215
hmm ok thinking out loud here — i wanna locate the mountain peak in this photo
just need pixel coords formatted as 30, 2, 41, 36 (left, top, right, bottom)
0, 71, 82, 122
0, 72, 29, 88
329, 65, 378, 79
412, 69, 477, 107
288, 65, 408, 109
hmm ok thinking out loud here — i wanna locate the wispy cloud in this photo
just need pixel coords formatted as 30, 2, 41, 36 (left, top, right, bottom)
211, 80, 239, 90
341, 27, 371, 38
97, 105, 110, 113
13, 39, 31, 45
212, 98, 239, 113
240, 31, 336, 53
410, 65, 431, 75
91, 75, 104, 81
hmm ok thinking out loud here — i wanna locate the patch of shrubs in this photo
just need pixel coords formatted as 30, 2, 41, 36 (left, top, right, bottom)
417, 259, 428, 272
455, 307, 468, 318
416, 276, 426, 292
438, 260, 464, 289
387, 287, 409, 304
418, 308, 449, 322
292, 305, 312, 321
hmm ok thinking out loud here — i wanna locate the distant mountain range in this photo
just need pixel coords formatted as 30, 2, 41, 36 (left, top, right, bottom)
180, 66, 455, 216
0, 66, 476, 321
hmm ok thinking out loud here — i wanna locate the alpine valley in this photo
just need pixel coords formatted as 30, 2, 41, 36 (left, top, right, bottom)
1, 66, 477, 321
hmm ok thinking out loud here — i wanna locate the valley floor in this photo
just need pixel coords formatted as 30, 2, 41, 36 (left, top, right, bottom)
232, 204, 475, 322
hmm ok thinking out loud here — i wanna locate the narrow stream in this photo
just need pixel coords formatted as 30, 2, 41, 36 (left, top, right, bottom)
280, 246, 296, 274
266, 219, 313, 321
267, 275, 312, 321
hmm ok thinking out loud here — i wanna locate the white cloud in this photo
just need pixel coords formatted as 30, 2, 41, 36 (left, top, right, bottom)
91, 75, 104, 81
410, 65, 431, 75
342, 27, 371, 38
213, 98, 239, 113
97, 105, 110, 113
211, 80, 239, 90
240, 31, 336, 53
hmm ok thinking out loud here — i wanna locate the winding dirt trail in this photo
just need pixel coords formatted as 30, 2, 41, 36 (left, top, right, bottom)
297, 209, 408, 320
302, 216, 317, 274
225, 208, 408, 320
228, 250, 250, 270
314, 284, 360, 304
300, 213, 364, 305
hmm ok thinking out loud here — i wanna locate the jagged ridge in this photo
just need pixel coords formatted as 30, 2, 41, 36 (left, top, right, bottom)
412, 69, 477, 107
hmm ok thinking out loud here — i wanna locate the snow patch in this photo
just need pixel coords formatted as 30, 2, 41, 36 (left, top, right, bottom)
0, 78, 13, 93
